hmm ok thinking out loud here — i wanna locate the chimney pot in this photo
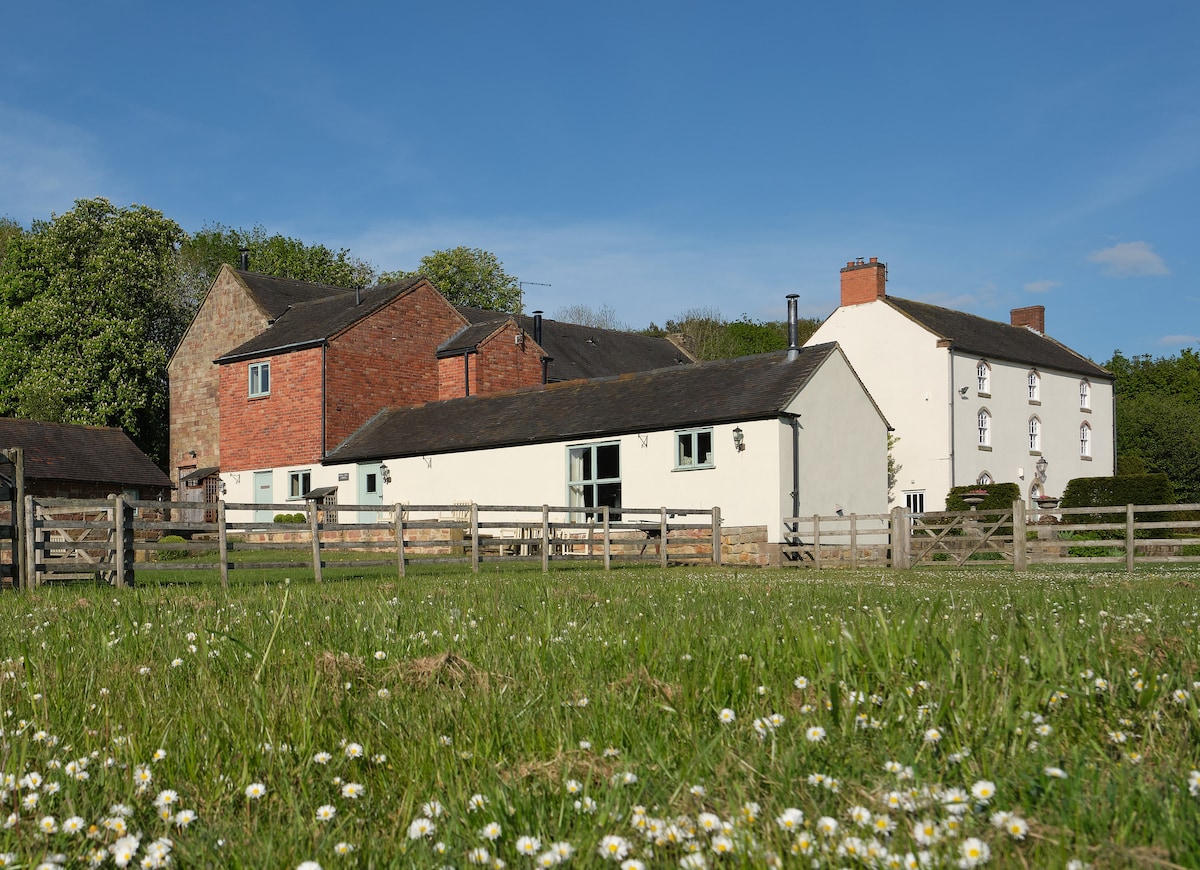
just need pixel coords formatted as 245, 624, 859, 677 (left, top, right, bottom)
839, 256, 887, 307
1010, 305, 1045, 334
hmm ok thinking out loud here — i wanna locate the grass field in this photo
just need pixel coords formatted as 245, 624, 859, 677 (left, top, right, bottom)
1, 564, 1198, 869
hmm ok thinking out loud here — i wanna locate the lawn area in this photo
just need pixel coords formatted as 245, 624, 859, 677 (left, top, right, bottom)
1, 565, 1198, 868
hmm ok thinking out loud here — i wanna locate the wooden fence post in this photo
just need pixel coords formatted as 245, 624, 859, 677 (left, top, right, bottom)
12, 448, 26, 591
1126, 504, 1136, 573
309, 499, 323, 583
1013, 500, 1027, 573
395, 503, 406, 578
660, 508, 669, 568
25, 495, 39, 589
890, 505, 910, 569
849, 513, 859, 570
711, 506, 721, 565
217, 500, 229, 589
470, 503, 480, 573
812, 514, 821, 569
602, 506, 611, 571
541, 505, 550, 573
113, 494, 127, 589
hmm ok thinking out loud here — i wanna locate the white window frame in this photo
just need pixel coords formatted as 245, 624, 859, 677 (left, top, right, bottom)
977, 408, 991, 447
249, 361, 270, 397
289, 469, 312, 500
904, 491, 926, 514
977, 471, 993, 486
976, 360, 990, 394
1028, 369, 1040, 402
1080, 379, 1091, 410
674, 428, 714, 470
567, 441, 621, 521
1080, 422, 1092, 458
1028, 416, 1042, 453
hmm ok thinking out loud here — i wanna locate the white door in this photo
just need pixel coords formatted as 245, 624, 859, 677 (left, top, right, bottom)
253, 471, 274, 523
357, 463, 384, 523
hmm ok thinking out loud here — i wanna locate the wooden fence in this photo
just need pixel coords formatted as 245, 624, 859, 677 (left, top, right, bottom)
784, 501, 1200, 570
6, 497, 723, 589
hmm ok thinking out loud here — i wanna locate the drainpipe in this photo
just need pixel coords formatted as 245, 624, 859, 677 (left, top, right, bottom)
540, 355, 553, 385
320, 343, 327, 458
783, 413, 801, 522
947, 348, 956, 492
463, 353, 470, 397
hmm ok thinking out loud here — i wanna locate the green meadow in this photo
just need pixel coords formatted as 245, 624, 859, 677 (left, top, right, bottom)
1, 565, 1198, 869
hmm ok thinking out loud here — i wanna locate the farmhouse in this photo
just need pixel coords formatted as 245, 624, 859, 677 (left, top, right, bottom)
805, 258, 1114, 512
219, 341, 891, 550
0, 418, 172, 499
168, 264, 691, 502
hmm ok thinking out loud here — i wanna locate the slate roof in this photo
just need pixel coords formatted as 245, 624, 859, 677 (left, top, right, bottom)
218, 275, 427, 361
886, 297, 1111, 379
236, 270, 356, 320
325, 344, 843, 463
451, 308, 692, 380
0, 419, 173, 488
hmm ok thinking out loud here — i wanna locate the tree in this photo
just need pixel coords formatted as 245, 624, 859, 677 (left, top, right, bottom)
381, 247, 521, 312
179, 224, 376, 309
1107, 348, 1200, 502
553, 302, 627, 330
0, 217, 22, 262
643, 309, 820, 361
0, 198, 186, 465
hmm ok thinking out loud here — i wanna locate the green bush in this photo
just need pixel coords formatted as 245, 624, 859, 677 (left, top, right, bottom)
274, 513, 307, 524
1061, 474, 1178, 538
945, 482, 1022, 513
157, 535, 189, 561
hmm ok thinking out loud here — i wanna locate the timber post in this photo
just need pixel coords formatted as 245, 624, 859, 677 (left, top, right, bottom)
1012, 500, 1027, 572
217, 500, 229, 588
395, 503, 406, 578
309, 499, 323, 583
711, 506, 721, 565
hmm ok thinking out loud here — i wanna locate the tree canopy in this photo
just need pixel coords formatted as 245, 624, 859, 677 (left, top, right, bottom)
1107, 348, 1200, 502
0, 198, 187, 465
381, 246, 521, 313
642, 307, 821, 361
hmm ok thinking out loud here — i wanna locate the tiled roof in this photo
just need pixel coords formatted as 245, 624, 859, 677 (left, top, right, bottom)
218, 275, 427, 361
886, 297, 1111, 379
0, 419, 173, 488
451, 308, 691, 380
325, 344, 840, 463
236, 270, 356, 320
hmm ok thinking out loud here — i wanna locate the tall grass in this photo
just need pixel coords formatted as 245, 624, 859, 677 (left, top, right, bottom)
1, 565, 1198, 868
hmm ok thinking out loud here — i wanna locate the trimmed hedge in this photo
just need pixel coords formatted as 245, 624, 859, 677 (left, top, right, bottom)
1061, 474, 1179, 538
945, 483, 1022, 513
274, 513, 307, 524
157, 534, 189, 561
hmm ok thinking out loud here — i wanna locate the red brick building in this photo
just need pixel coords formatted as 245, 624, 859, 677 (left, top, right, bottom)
168, 265, 691, 490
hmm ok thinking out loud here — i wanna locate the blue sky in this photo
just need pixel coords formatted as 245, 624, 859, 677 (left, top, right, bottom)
2, 1, 1197, 363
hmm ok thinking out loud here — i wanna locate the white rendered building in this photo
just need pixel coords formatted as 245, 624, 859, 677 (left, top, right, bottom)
805, 258, 1113, 512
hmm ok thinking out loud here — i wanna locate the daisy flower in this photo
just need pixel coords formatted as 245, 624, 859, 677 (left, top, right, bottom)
245, 782, 266, 799
341, 782, 364, 799
598, 835, 632, 861
316, 805, 337, 822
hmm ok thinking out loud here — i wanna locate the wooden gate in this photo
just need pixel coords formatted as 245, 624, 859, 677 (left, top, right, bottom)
907, 507, 1016, 567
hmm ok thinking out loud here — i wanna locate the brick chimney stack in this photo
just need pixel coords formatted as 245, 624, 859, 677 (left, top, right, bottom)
1010, 305, 1045, 334
840, 257, 887, 306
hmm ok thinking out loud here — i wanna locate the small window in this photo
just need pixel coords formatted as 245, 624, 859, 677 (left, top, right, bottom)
1080, 422, 1092, 458
1028, 369, 1040, 402
1028, 416, 1041, 452
977, 471, 993, 486
904, 491, 925, 514
1080, 379, 1091, 410
289, 470, 312, 499
976, 360, 991, 394
977, 409, 991, 447
249, 361, 270, 397
675, 428, 714, 469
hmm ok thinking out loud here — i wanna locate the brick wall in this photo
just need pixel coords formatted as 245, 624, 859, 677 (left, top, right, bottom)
475, 322, 546, 394
168, 267, 270, 480
438, 354, 476, 401
325, 282, 467, 451
219, 348, 325, 471
839, 257, 887, 306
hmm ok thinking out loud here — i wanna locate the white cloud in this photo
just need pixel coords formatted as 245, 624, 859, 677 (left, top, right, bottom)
1087, 241, 1168, 277
0, 102, 109, 221
1157, 334, 1199, 348
1023, 279, 1061, 293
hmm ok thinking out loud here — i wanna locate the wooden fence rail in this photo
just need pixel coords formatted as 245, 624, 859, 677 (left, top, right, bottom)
785, 501, 1200, 571
11, 497, 722, 588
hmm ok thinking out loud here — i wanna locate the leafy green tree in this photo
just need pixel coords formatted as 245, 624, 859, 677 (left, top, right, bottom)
553, 302, 627, 330
643, 309, 820, 361
179, 224, 376, 308
1107, 348, 1200, 502
381, 246, 521, 312
0, 198, 186, 465
0, 217, 22, 262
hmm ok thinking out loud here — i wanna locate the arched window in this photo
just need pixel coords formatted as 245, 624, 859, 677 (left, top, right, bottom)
976, 360, 991, 394
1080, 422, 1092, 458
1080, 379, 1091, 410
977, 471, 993, 486
1028, 369, 1040, 402
977, 409, 991, 447
1028, 416, 1041, 452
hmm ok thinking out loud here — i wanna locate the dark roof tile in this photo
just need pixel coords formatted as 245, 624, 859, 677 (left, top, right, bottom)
0, 419, 173, 488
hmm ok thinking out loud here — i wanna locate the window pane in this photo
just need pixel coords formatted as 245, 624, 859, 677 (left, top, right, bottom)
595, 444, 619, 480
697, 431, 712, 465
366, 473, 377, 494
677, 433, 694, 466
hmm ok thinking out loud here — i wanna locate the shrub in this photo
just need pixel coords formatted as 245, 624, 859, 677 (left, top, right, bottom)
274, 513, 307, 524
157, 535, 189, 561
1061, 474, 1178, 538
945, 483, 1022, 513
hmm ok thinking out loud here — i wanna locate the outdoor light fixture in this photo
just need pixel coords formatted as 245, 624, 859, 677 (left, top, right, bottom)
218, 480, 227, 496
732, 427, 745, 452
380, 463, 392, 484
1035, 455, 1048, 482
